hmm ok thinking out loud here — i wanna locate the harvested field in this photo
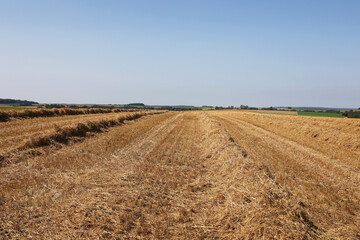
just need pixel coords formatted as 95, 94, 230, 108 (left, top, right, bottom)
253, 110, 298, 115
0, 110, 359, 239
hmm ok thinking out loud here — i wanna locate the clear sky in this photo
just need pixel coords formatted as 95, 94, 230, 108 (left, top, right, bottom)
1, 0, 359, 107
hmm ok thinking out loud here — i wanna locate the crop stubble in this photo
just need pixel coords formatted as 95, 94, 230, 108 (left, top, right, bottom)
0, 110, 359, 239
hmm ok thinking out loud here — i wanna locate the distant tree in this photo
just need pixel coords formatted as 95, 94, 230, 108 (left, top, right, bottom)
46, 104, 63, 108
0, 98, 38, 106
343, 110, 360, 118
240, 105, 249, 109
262, 106, 276, 110
127, 103, 145, 106
68, 105, 80, 109
288, 107, 292, 109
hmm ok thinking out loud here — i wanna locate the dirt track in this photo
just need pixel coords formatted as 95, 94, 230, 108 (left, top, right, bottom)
1, 111, 359, 239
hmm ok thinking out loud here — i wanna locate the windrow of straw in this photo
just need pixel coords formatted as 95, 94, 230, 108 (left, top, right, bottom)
0, 108, 141, 122
192, 113, 319, 239
19, 112, 144, 149
1, 111, 164, 166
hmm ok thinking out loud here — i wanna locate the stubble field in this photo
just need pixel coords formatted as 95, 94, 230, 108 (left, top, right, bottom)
0, 110, 359, 239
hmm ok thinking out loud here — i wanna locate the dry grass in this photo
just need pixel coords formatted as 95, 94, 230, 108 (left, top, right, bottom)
0, 110, 359, 239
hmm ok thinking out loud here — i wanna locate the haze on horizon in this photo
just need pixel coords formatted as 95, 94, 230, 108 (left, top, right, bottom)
1, 0, 359, 108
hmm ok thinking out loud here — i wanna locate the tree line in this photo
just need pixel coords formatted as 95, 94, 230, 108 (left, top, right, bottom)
0, 98, 38, 106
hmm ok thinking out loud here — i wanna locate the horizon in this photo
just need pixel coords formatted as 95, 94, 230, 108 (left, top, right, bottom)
1, 97, 358, 110
1, 1, 359, 108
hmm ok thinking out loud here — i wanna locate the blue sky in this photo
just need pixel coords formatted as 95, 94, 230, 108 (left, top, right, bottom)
1, 0, 359, 107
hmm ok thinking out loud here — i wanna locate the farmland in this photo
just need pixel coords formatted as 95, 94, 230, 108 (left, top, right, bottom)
0, 106, 37, 111
297, 111, 344, 118
0, 110, 359, 239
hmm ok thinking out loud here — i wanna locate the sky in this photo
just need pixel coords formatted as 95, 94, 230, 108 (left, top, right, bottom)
0, 0, 359, 108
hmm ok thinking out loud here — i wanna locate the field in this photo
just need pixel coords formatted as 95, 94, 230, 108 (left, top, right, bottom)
254, 110, 298, 115
1, 110, 359, 239
297, 111, 344, 118
0, 106, 37, 111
